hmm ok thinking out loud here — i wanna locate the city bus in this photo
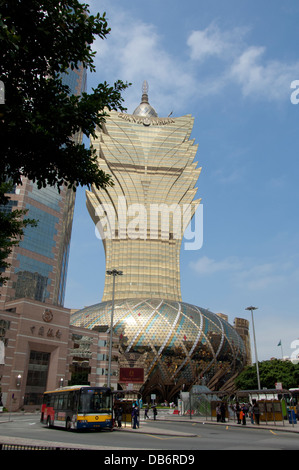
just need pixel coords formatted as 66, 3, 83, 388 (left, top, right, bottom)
289, 388, 299, 413
41, 385, 113, 431
289, 388, 299, 404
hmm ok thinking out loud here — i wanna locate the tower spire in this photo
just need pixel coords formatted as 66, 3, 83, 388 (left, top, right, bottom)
132, 80, 158, 117
141, 80, 149, 103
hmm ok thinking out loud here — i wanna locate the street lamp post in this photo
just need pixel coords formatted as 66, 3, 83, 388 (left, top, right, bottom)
106, 269, 123, 388
245, 306, 261, 390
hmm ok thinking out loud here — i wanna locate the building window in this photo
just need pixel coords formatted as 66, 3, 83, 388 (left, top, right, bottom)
69, 360, 91, 385
69, 334, 91, 385
0, 319, 10, 346
14, 254, 52, 302
24, 350, 50, 406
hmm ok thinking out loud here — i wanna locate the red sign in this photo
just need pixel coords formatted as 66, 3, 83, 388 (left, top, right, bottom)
119, 368, 144, 383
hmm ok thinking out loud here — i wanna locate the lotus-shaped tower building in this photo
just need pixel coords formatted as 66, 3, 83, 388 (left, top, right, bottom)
70, 82, 247, 400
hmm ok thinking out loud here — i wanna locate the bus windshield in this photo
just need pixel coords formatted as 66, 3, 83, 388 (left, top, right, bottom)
289, 389, 299, 406
78, 388, 112, 414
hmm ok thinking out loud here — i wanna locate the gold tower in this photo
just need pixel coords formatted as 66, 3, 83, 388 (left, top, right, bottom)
71, 83, 247, 397
87, 81, 201, 302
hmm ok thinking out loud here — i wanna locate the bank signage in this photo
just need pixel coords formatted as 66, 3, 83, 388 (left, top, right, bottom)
119, 367, 144, 383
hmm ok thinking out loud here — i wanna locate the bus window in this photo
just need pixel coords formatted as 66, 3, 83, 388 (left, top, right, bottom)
49, 394, 55, 408
67, 391, 78, 412
62, 393, 68, 410
67, 392, 73, 410
289, 389, 299, 406
79, 389, 111, 414
43, 394, 50, 407
53, 394, 59, 410
58, 394, 63, 410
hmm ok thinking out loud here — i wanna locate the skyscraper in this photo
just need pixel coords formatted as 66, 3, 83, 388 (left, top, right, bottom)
87, 81, 201, 302
0, 66, 86, 307
71, 83, 248, 399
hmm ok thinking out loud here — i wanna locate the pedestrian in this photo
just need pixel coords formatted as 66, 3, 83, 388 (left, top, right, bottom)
132, 406, 139, 429
252, 401, 260, 425
216, 404, 221, 422
153, 406, 157, 420
241, 404, 246, 425
235, 402, 241, 424
144, 405, 149, 419
116, 406, 123, 428
220, 402, 226, 423
248, 403, 254, 424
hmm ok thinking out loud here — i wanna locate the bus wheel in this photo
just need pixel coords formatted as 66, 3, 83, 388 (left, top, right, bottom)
66, 418, 71, 431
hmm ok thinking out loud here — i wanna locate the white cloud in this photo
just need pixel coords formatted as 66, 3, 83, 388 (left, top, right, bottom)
229, 46, 299, 100
187, 23, 299, 102
187, 26, 225, 62
190, 255, 298, 292
236, 262, 286, 290
89, 7, 197, 115
87, 4, 299, 111
212, 167, 245, 184
187, 23, 246, 62
190, 255, 242, 275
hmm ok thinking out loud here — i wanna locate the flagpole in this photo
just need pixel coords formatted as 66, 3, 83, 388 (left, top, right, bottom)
278, 340, 284, 359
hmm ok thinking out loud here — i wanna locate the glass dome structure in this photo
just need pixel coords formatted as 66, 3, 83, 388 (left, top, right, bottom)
70, 298, 246, 397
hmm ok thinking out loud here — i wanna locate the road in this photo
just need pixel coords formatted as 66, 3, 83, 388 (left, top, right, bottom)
1, 414, 299, 452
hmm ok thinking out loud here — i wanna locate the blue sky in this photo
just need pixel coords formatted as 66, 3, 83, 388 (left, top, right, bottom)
64, 0, 299, 363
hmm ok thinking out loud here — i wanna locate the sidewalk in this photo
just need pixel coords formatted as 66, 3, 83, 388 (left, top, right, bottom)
0, 410, 298, 438
155, 411, 299, 433
114, 410, 299, 435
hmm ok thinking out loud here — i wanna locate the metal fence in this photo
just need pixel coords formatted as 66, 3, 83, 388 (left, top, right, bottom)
0, 442, 84, 450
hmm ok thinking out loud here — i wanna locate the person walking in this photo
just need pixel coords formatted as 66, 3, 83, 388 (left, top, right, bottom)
252, 401, 260, 425
235, 402, 241, 424
248, 403, 254, 424
216, 404, 221, 422
116, 406, 123, 428
153, 406, 157, 420
241, 404, 246, 425
144, 405, 149, 419
220, 402, 226, 423
132, 406, 139, 429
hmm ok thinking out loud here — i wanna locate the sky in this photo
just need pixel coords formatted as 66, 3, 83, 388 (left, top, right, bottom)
64, 0, 299, 363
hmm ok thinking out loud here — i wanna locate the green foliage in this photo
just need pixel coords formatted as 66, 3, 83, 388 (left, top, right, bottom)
235, 359, 299, 390
0, 0, 130, 277
0, 0, 130, 190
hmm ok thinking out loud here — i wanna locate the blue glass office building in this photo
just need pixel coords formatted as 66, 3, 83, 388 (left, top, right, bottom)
0, 66, 86, 306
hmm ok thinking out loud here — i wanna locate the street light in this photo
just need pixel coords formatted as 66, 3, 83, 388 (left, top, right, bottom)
16, 374, 22, 387
245, 306, 261, 390
106, 269, 123, 388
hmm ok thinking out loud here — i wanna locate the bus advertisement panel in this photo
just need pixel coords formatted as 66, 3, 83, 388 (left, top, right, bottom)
41, 386, 113, 431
